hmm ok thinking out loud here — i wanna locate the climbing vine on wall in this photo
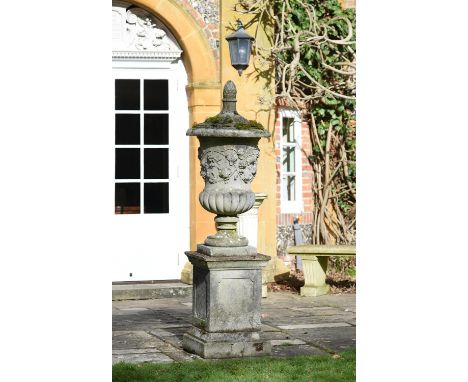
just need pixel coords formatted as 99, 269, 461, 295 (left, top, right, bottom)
236, 0, 356, 245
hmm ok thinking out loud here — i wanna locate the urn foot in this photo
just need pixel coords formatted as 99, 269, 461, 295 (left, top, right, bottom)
204, 216, 248, 247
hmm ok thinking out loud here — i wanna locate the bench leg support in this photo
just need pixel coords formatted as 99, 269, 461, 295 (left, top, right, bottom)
300, 256, 330, 297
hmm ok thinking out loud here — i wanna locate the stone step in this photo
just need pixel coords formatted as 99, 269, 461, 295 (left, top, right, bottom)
112, 282, 192, 301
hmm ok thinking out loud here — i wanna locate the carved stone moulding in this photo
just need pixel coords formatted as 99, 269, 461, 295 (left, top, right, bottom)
112, 1, 182, 62
199, 189, 255, 216
112, 50, 182, 61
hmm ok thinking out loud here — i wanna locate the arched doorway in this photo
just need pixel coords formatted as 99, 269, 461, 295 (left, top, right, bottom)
112, 1, 189, 281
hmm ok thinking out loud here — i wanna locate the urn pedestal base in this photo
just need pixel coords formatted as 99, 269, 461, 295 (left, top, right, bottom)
183, 327, 272, 358
183, 250, 271, 359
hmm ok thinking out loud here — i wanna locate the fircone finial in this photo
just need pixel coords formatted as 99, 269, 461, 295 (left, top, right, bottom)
223, 80, 236, 101
221, 81, 237, 113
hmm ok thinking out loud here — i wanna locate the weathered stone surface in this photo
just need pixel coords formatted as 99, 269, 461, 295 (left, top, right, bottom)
197, 244, 257, 256
112, 283, 192, 301
183, 327, 272, 358
270, 338, 306, 346
186, 251, 270, 269
255, 330, 305, 345
186, 252, 269, 333
263, 316, 353, 328
277, 323, 351, 330
112, 331, 167, 350
112, 351, 173, 364
158, 335, 184, 348
182, 250, 271, 358
286, 326, 356, 352
261, 324, 281, 332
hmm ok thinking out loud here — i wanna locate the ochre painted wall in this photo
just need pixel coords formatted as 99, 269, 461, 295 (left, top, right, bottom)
220, 0, 277, 264
130, 0, 278, 279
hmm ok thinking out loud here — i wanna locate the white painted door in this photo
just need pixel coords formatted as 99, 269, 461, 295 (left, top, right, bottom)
111, 62, 189, 281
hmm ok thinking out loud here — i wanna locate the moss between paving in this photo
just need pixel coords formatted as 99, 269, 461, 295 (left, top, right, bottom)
112, 350, 356, 382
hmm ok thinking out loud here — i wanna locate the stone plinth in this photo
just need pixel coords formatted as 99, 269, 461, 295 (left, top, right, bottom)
182, 251, 271, 358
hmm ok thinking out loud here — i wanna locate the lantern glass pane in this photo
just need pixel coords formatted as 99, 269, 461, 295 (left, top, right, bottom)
228, 40, 239, 65
238, 39, 250, 64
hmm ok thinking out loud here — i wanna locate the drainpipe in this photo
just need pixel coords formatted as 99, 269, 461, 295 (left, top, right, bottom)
293, 217, 303, 271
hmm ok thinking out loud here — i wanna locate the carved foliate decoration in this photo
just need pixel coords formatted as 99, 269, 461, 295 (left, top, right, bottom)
199, 146, 260, 185
112, 1, 182, 60
126, 9, 167, 51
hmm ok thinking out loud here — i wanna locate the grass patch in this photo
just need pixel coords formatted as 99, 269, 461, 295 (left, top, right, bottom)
112, 350, 355, 382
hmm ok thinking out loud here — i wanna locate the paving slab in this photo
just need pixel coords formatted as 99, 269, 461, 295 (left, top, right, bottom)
113, 283, 191, 301
285, 326, 357, 352
277, 322, 351, 330
112, 351, 174, 364
112, 291, 355, 363
112, 331, 168, 350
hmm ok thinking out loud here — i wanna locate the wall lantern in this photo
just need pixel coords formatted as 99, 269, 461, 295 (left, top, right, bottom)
225, 20, 255, 76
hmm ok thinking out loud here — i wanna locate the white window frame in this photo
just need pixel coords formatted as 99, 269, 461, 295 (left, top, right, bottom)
113, 71, 171, 214
279, 108, 303, 214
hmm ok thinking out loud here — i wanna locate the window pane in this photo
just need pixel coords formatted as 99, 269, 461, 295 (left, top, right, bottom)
144, 148, 168, 179
115, 183, 140, 214
115, 148, 140, 179
144, 80, 168, 110
282, 117, 294, 143
115, 114, 140, 145
282, 146, 295, 172
286, 175, 296, 201
115, 79, 140, 110
144, 183, 169, 213
144, 114, 169, 145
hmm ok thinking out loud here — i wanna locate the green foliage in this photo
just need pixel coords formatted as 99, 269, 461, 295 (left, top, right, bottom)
275, 0, 356, 242
237, 0, 356, 243
113, 350, 356, 382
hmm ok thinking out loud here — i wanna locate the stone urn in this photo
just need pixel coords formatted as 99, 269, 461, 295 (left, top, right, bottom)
183, 81, 272, 358
186, 80, 270, 253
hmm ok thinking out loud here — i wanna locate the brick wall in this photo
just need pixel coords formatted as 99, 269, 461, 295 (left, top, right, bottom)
275, 108, 314, 266
178, 0, 220, 63
275, 109, 314, 226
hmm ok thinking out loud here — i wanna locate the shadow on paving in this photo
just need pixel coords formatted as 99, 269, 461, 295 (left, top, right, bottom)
112, 292, 355, 364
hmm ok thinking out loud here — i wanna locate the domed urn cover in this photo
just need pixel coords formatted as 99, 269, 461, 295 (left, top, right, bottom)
186, 81, 270, 248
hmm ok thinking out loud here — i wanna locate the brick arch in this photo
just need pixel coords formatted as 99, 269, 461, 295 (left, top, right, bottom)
129, 0, 219, 86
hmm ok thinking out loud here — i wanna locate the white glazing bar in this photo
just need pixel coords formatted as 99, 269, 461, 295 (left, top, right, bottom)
140, 79, 144, 214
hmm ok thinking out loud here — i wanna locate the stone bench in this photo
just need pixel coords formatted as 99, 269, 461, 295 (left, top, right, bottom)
286, 245, 356, 297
